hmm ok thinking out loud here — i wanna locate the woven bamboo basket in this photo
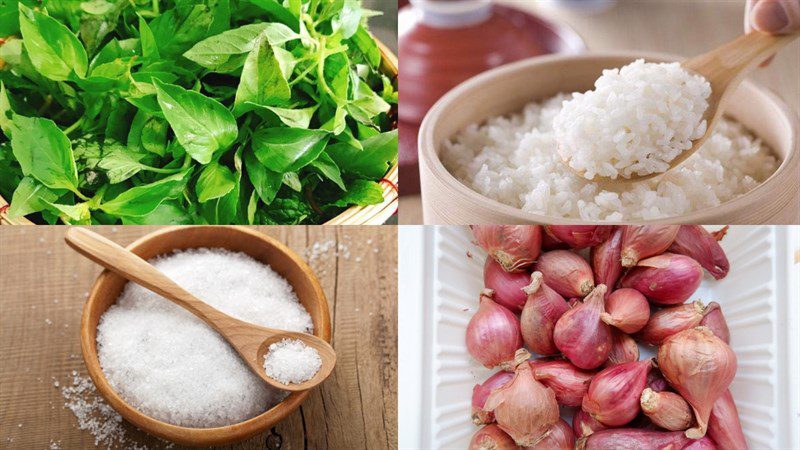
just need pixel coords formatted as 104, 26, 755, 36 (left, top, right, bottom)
419, 52, 799, 224
0, 40, 398, 226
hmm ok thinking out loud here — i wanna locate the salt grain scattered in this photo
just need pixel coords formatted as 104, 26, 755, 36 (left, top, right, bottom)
263, 339, 322, 385
96, 248, 312, 427
61, 372, 138, 448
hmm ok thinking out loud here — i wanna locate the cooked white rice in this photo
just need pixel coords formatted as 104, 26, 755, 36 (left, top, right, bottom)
554, 59, 711, 180
441, 94, 778, 221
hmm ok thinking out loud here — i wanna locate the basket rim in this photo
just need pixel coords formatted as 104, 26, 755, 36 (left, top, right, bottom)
0, 38, 399, 226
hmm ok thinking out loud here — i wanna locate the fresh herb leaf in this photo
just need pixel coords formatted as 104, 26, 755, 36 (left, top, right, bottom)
234, 35, 290, 115
100, 170, 190, 217
10, 114, 80, 192
196, 160, 236, 202
252, 127, 329, 173
328, 129, 397, 179
18, 4, 88, 81
330, 179, 383, 207
154, 79, 238, 164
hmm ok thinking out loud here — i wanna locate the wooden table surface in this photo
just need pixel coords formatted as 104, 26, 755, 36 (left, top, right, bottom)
400, 0, 800, 224
0, 226, 397, 450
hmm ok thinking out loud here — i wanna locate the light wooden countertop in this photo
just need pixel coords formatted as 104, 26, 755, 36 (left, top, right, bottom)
400, 0, 800, 224
0, 226, 397, 449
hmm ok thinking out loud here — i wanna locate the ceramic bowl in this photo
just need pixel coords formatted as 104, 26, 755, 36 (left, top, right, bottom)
79, 226, 330, 446
418, 52, 799, 224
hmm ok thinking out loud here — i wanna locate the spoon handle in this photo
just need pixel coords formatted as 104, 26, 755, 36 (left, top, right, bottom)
684, 32, 799, 90
65, 227, 233, 330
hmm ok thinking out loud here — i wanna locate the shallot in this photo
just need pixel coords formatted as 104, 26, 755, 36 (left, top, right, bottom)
534, 250, 595, 298
544, 225, 613, 249
520, 272, 568, 355
523, 418, 574, 450
638, 300, 708, 346
484, 350, 560, 446
582, 359, 652, 427
707, 389, 748, 450
700, 302, 730, 343
683, 436, 718, 450
640, 388, 693, 431
466, 290, 522, 369
658, 327, 737, 438
669, 225, 730, 280
620, 225, 680, 267
472, 225, 542, 272
620, 253, 703, 305
576, 429, 693, 450
572, 409, 608, 438
469, 424, 518, 450
530, 359, 595, 407
483, 257, 530, 313
553, 285, 612, 370
472, 370, 514, 424
600, 288, 650, 334
606, 329, 639, 366
591, 226, 623, 298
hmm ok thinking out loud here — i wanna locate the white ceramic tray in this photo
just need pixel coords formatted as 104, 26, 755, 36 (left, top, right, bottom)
398, 226, 800, 450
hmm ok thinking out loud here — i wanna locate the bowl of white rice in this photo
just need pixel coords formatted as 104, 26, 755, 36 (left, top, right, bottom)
80, 226, 330, 446
419, 53, 798, 223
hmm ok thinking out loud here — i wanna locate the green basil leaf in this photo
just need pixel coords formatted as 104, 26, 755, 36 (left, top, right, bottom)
45, 201, 91, 224
328, 129, 397, 178
201, 148, 241, 224
331, 179, 383, 207
246, 0, 299, 29
244, 147, 281, 205
321, 51, 350, 106
120, 202, 194, 225
252, 127, 329, 173
234, 36, 290, 116
310, 152, 345, 190
139, 15, 160, 60
0, 82, 13, 138
18, 4, 88, 80
282, 171, 301, 192
196, 161, 236, 202
7, 176, 61, 218
97, 143, 148, 184
248, 104, 317, 129
346, 24, 381, 69
10, 114, 80, 192
100, 170, 190, 217
347, 74, 391, 123
331, 0, 362, 39
149, 3, 215, 58
154, 79, 238, 164
182, 22, 299, 71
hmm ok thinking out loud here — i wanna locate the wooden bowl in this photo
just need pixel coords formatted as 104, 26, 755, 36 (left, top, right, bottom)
0, 39, 397, 226
79, 226, 330, 447
419, 52, 799, 224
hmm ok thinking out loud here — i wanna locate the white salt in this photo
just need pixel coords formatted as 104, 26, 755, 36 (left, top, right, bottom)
96, 248, 313, 428
61, 372, 133, 448
262, 339, 322, 385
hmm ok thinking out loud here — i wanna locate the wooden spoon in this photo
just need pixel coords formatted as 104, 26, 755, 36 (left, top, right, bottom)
65, 227, 336, 392
566, 31, 799, 183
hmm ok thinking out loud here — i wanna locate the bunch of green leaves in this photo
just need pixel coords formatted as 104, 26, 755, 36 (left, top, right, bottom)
0, 0, 397, 224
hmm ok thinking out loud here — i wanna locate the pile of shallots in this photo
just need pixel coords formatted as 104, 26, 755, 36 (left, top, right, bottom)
467, 225, 748, 450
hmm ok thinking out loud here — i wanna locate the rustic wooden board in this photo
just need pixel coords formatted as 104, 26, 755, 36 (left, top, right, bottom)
400, 0, 800, 224
0, 226, 397, 449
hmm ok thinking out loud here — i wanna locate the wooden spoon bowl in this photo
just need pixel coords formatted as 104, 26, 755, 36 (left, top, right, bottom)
78, 226, 331, 446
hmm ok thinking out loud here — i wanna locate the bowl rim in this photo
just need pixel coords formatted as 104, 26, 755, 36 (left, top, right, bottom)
419, 51, 800, 224
79, 225, 331, 446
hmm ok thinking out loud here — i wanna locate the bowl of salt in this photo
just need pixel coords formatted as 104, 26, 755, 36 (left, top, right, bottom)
78, 226, 331, 446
